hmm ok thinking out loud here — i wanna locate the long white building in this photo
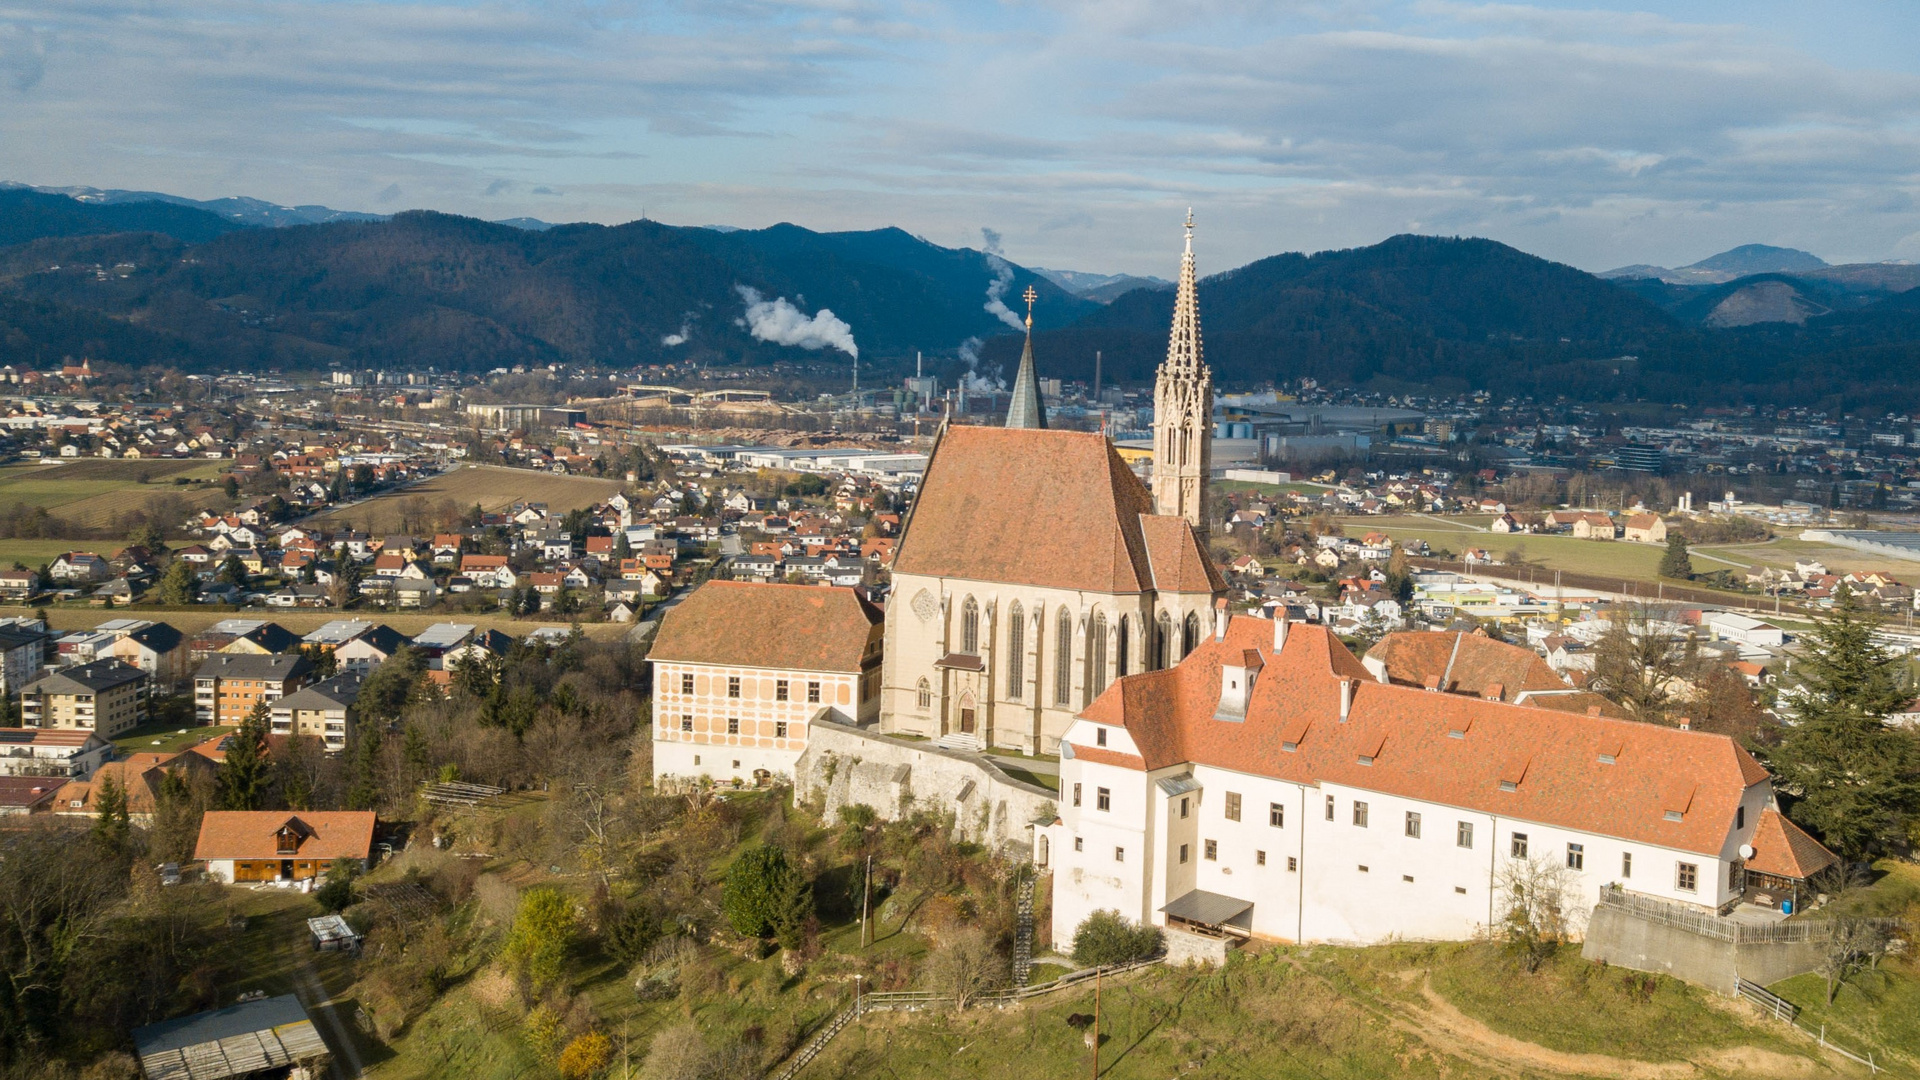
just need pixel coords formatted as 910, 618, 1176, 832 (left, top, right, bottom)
1040, 614, 1830, 949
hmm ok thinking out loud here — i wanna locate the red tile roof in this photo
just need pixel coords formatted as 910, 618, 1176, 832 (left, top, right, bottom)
649, 581, 881, 673
1074, 617, 1767, 857
1139, 515, 1227, 594
194, 811, 376, 862
895, 426, 1163, 594
1745, 809, 1837, 880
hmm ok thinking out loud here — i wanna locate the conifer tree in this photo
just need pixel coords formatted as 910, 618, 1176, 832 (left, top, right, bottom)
217, 700, 274, 811
1658, 534, 1693, 580
1766, 587, 1920, 860
91, 772, 130, 852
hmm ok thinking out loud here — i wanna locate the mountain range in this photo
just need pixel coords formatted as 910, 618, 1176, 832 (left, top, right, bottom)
0, 186, 1917, 408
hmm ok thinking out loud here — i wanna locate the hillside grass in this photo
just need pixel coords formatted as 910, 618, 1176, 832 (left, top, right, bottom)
306, 464, 624, 534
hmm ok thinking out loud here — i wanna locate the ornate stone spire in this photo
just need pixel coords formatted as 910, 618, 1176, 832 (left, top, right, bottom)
1004, 283, 1047, 430
1152, 209, 1213, 531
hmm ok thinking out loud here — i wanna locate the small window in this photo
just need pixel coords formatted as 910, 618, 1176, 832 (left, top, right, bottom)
915, 678, 931, 710
1256, 850, 1267, 866
1499, 780, 1517, 793
1097, 787, 1111, 812
1405, 811, 1421, 838
680, 715, 692, 733
775, 721, 788, 739
727, 676, 741, 699
1456, 821, 1473, 849
1096, 728, 1107, 747
776, 680, 789, 701
1454, 886, 1467, 895
1622, 852, 1633, 878
1566, 842, 1584, 871
1072, 783, 1082, 808
1204, 839, 1217, 861
1179, 843, 1189, 864
1074, 837, 1083, 852
1352, 801, 1369, 827
680, 673, 693, 694
1597, 752, 1616, 764
1179, 796, 1189, 819
1402, 874, 1414, 883
1225, 792, 1242, 822
1287, 856, 1298, 871
1664, 810, 1683, 822
1115, 847, 1125, 863
1325, 795, 1335, 821
1737, 805, 1745, 830
1676, 862, 1697, 892
726, 718, 740, 735
1511, 832, 1529, 858
808, 681, 821, 703
1358, 864, 1369, 873
1269, 802, 1284, 828
693, 754, 700, 766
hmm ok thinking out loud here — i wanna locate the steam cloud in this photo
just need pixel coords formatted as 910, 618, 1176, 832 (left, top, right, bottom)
979, 227, 1026, 332
660, 311, 696, 347
733, 285, 858, 359
955, 336, 1004, 392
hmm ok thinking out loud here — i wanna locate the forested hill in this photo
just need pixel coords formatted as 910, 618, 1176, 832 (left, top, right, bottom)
1, 189, 1918, 408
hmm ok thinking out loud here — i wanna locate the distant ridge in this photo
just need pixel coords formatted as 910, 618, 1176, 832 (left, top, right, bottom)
1599, 243, 1827, 285
1, 182, 562, 232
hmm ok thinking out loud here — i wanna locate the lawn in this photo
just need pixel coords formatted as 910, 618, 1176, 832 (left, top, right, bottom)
0, 538, 93, 567
307, 464, 625, 534
1694, 536, 1920, 579
0, 459, 230, 530
1341, 517, 1673, 581
112, 720, 229, 756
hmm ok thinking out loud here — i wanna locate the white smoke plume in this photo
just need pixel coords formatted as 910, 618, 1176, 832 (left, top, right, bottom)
979, 227, 1026, 332
733, 285, 858, 359
660, 312, 696, 347
955, 336, 1004, 392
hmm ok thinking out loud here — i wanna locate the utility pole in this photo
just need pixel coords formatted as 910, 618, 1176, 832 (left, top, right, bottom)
861, 854, 872, 948
1091, 967, 1102, 1080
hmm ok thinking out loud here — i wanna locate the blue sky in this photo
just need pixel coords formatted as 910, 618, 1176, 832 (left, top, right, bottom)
3, 0, 1918, 275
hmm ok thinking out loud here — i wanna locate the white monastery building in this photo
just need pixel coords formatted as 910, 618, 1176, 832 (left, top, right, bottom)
1041, 613, 1833, 949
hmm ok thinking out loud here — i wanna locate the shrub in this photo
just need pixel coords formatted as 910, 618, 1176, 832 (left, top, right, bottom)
314, 857, 360, 913
721, 845, 812, 949
559, 1031, 613, 1079
1070, 910, 1162, 967
502, 887, 578, 989
606, 899, 664, 965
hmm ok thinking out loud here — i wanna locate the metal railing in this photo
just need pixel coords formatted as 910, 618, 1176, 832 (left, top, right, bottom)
1595, 887, 1903, 945
1738, 978, 1885, 1073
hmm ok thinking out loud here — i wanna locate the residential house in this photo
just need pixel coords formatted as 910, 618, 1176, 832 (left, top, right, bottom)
193, 653, 314, 724
103, 622, 187, 691
0, 776, 66, 815
52, 749, 218, 821
333, 625, 410, 672
0, 624, 46, 695
49, 551, 110, 582
195, 810, 377, 885
20, 660, 148, 737
0, 569, 38, 598
270, 672, 366, 753
1622, 513, 1669, 545
0, 727, 112, 778
1571, 513, 1617, 540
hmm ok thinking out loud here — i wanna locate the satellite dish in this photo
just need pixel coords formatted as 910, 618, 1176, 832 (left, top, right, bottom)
1738, 844, 1755, 860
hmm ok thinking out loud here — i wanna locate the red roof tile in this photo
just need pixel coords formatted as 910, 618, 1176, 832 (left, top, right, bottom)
194, 811, 376, 862
649, 581, 881, 673
1745, 809, 1837, 880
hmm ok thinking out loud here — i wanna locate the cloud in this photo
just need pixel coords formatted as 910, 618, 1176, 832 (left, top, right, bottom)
734, 285, 857, 358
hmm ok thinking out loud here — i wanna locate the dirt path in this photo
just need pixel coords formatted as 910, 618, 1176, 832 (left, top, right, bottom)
1394, 974, 1839, 1080
293, 959, 366, 1080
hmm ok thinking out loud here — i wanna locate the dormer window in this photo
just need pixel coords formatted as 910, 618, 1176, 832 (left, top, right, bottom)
1664, 810, 1683, 822
1095, 728, 1107, 747
1215, 649, 1263, 721
1499, 781, 1517, 793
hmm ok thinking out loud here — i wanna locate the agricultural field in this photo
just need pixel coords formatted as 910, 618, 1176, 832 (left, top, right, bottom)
0, 538, 93, 567
306, 464, 625, 534
0, 458, 230, 532
1691, 536, 1920, 580
0, 605, 632, 643
1336, 516, 1674, 581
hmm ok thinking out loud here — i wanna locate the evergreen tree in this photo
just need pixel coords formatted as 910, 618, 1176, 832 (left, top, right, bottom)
91, 772, 130, 852
1384, 547, 1415, 604
159, 559, 198, 606
1765, 587, 1920, 860
1658, 534, 1693, 580
346, 724, 384, 811
612, 531, 632, 562
722, 844, 812, 945
218, 554, 248, 588
217, 700, 274, 811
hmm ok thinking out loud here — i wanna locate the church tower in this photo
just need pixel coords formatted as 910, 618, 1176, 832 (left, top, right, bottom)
1152, 210, 1212, 532
1004, 284, 1047, 429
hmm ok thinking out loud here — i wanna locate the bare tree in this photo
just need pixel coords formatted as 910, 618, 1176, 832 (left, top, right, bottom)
1496, 856, 1577, 972
1818, 916, 1871, 1005
1591, 605, 1692, 725
922, 926, 1009, 1009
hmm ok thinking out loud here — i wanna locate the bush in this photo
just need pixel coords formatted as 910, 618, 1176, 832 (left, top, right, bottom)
1070, 910, 1162, 967
502, 887, 578, 989
721, 845, 812, 949
314, 857, 359, 913
559, 1032, 612, 1079
606, 899, 664, 965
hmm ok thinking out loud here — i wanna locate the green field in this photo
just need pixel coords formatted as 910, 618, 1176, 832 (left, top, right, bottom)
0, 539, 93, 567
0, 458, 229, 534
1338, 517, 1672, 580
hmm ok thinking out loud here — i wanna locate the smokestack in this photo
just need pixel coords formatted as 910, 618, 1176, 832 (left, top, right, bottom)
1093, 350, 1102, 402
1274, 615, 1289, 653
917, 351, 923, 379
1340, 679, 1355, 722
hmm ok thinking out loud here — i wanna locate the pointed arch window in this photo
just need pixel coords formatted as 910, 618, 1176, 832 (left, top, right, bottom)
1087, 612, 1109, 705
960, 596, 980, 655
1116, 615, 1130, 678
916, 677, 931, 711
1155, 612, 1174, 670
1054, 607, 1074, 706
1183, 611, 1201, 659
1007, 602, 1025, 700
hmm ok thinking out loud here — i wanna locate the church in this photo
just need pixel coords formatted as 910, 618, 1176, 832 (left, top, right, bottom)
877, 217, 1224, 754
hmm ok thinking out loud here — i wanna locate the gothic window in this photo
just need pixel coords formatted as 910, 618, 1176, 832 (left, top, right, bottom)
1183, 611, 1201, 658
1055, 607, 1073, 706
1086, 613, 1109, 704
1155, 612, 1173, 670
1116, 615, 1130, 678
1007, 603, 1025, 699
915, 677, 931, 710
960, 596, 979, 655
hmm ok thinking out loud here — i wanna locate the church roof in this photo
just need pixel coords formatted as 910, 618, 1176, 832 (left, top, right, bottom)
1139, 515, 1226, 594
650, 581, 881, 673
1004, 332, 1047, 430
895, 426, 1166, 594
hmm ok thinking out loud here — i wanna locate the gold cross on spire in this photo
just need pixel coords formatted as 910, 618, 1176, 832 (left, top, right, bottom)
1023, 284, 1037, 329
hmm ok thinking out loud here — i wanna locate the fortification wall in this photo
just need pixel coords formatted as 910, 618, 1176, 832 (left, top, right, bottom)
794, 721, 1058, 854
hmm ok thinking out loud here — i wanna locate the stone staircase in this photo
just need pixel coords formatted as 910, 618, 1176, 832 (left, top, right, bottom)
936, 731, 984, 753
1012, 868, 1036, 985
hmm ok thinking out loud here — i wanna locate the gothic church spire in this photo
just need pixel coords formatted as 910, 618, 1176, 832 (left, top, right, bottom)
1152, 209, 1213, 531
1004, 283, 1048, 430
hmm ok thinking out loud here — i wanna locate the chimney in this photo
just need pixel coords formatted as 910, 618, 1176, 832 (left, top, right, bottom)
1339, 679, 1355, 722
1274, 615, 1289, 653
1214, 598, 1229, 641
1677, 716, 1691, 731
1482, 682, 1504, 702
1215, 649, 1264, 721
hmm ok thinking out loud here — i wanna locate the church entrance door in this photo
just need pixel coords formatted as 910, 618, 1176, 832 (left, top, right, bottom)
959, 708, 976, 734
